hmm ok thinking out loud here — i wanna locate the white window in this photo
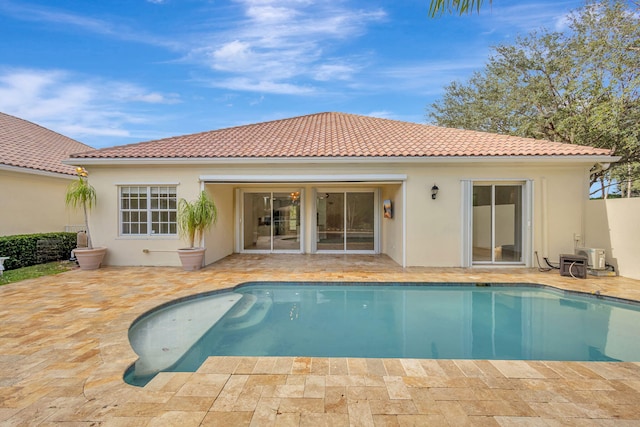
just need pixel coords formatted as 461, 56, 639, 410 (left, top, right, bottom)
120, 186, 177, 236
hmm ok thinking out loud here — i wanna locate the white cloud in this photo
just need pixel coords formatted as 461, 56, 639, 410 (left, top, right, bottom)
366, 110, 394, 119
188, 1, 386, 94
205, 77, 315, 95
553, 13, 572, 31
0, 68, 181, 142
367, 58, 485, 97
110, 83, 181, 104
313, 63, 357, 81
0, 1, 181, 49
1, 1, 386, 97
485, 2, 582, 33
246, 5, 299, 23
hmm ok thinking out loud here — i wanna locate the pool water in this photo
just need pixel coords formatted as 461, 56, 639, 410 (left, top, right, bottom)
126, 283, 640, 386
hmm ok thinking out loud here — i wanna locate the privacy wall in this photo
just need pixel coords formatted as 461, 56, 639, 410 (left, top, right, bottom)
585, 198, 640, 280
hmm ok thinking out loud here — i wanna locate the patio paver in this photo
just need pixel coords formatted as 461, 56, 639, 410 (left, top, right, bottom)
1, 254, 639, 425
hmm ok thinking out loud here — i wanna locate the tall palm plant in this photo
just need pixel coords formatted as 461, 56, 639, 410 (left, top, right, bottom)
65, 167, 97, 249
178, 190, 218, 248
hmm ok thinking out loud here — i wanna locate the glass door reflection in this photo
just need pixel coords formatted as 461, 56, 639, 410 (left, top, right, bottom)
272, 192, 301, 251
346, 192, 374, 251
316, 191, 375, 252
472, 184, 523, 264
316, 192, 344, 251
243, 191, 301, 252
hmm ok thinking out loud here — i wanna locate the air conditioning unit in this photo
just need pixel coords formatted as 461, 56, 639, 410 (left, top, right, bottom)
575, 247, 606, 270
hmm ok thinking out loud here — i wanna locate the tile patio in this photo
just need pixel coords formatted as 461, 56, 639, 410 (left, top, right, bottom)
1, 254, 640, 426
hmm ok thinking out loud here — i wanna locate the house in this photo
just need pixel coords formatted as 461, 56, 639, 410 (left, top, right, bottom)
65, 112, 617, 268
0, 112, 93, 236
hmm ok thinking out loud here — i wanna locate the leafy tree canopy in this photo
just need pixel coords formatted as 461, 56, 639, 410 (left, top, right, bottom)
428, 0, 640, 197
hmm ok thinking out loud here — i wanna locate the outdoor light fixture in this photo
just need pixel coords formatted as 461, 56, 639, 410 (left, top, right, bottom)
75, 166, 88, 178
431, 184, 439, 200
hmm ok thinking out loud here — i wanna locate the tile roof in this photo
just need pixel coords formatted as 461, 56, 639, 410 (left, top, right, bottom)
0, 112, 93, 175
71, 112, 612, 160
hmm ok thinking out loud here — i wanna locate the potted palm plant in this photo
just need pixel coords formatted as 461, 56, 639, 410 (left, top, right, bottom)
65, 167, 107, 270
177, 190, 218, 271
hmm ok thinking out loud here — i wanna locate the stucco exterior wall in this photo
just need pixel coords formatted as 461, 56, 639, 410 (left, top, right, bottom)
401, 162, 589, 267
380, 184, 403, 265
82, 160, 592, 268
204, 184, 236, 265
0, 168, 83, 236
585, 198, 640, 280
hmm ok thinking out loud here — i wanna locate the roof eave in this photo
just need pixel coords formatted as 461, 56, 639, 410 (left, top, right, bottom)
63, 154, 620, 166
0, 163, 76, 179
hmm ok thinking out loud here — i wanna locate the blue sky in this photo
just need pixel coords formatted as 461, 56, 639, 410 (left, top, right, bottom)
0, 0, 585, 148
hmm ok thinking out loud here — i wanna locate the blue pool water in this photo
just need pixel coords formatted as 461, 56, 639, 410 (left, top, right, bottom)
125, 283, 640, 386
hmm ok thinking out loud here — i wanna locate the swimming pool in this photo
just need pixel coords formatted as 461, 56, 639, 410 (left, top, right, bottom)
125, 282, 640, 386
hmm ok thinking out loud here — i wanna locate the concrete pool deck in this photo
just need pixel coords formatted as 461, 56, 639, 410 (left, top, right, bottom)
1, 254, 640, 426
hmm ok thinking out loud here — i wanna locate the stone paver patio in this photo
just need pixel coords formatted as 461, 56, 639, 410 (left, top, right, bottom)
1, 254, 640, 426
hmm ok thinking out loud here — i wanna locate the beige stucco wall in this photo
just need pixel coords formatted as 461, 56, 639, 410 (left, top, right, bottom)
380, 184, 403, 265
81, 160, 593, 268
585, 198, 640, 280
0, 168, 83, 236
401, 162, 589, 267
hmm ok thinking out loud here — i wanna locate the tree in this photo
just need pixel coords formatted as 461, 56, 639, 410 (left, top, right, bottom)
428, 0, 640, 197
428, 0, 489, 16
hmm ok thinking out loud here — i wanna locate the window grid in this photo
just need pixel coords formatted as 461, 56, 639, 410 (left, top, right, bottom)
120, 186, 177, 236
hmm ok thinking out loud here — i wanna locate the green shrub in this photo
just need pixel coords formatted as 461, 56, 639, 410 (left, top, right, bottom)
0, 233, 77, 271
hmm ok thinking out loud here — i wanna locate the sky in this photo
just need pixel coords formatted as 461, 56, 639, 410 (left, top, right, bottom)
0, 0, 587, 149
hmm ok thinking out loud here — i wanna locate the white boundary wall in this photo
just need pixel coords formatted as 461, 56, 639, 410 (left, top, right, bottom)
585, 198, 640, 280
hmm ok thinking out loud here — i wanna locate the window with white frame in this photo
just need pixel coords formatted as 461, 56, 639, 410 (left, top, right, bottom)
120, 186, 177, 236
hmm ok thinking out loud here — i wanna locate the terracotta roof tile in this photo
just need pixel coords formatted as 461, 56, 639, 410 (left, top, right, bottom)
0, 112, 93, 175
71, 112, 612, 160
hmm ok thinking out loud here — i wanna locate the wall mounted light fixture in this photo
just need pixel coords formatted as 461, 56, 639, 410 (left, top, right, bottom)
431, 184, 439, 200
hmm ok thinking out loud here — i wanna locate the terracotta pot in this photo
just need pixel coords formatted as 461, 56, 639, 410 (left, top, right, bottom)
74, 247, 107, 270
177, 248, 206, 271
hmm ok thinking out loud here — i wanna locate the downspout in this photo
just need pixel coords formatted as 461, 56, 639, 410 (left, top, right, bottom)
541, 177, 548, 258
402, 180, 407, 268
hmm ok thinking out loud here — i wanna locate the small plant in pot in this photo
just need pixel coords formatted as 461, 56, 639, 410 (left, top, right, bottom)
177, 190, 218, 271
65, 167, 107, 270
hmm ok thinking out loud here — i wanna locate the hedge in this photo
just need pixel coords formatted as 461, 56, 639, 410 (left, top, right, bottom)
0, 232, 78, 270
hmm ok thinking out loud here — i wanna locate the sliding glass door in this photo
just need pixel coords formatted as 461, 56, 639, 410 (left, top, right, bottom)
243, 191, 301, 252
472, 184, 524, 264
316, 190, 376, 253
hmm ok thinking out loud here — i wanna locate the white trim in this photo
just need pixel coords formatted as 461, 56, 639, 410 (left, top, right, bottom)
64, 155, 620, 166
402, 181, 407, 268
239, 189, 304, 254
461, 180, 472, 267
524, 179, 534, 267
463, 180, 534, 267
199, 174, 407, 183
314, 188, 379, 255
114, 182, 181, 186
234, 188, 242, 253
118, 185, 178, 238
0, 164, 76, 179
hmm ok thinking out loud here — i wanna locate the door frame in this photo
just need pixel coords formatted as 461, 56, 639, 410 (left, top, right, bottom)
237, 188, 305, 254
312, 187, 380, 254
461, 179, 533, 267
